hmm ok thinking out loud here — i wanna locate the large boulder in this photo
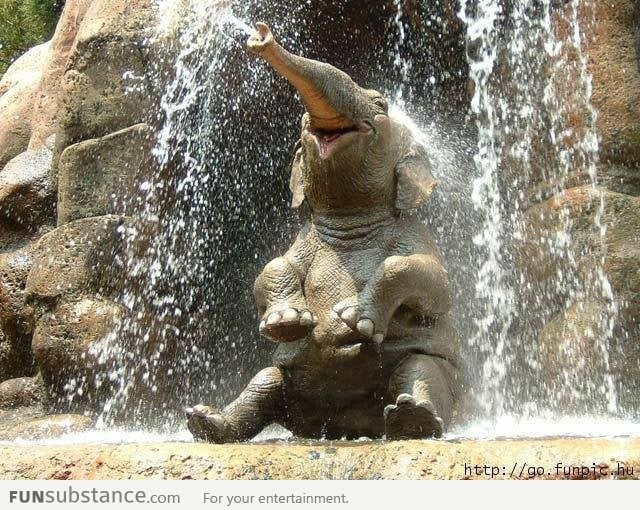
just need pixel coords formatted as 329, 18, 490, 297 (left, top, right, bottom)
518, 186, 640, 298
520, 186, 640, 301
0, 43, 50, 168
0, 376, 43, 408
0, 42, 48, 96
32, 298, 123, 407
54, 0, 165, 160
24, 216, 131, 409
0, 247, 34, 338
25, 216, 126, 306
538, 301, 615, 399
517, 186, 640, 411
57, 123, 153, 225
0, 138, 55, 233
584, 0, 640, 165
28, 0, 94, 150
538, 299, 640, 413
0, 246, 36, 382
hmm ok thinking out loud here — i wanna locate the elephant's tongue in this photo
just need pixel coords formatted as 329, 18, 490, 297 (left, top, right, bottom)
317, 137, 335, 158
316, 128, 353, 158
323, 133, 342, 143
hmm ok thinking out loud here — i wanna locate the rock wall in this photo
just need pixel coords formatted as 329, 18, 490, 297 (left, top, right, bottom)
0, 0, 176, 415
522, 0, 640, 412
0, 43, 50, 169
28, 0, 94, 151
589, 0, 640, 166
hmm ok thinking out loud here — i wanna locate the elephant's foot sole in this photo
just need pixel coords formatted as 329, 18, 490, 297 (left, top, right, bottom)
384, 394, 444, 439
186, 405, 233, 443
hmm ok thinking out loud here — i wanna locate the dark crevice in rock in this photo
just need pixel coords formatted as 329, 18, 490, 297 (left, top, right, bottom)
598, 162, 640, 198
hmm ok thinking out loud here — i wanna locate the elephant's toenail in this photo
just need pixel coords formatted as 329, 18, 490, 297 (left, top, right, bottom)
266, 312, 281, 325
341, 307, 358, 326
357, 318, 374, 337
300, 311, 313, 325
282, 309, 299, 322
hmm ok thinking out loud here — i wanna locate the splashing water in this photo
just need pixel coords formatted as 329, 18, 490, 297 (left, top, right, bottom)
217, 13, 255, 37
94, 3, 298, 430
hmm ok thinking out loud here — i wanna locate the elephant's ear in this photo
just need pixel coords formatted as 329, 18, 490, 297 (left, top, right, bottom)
290, 141, 306, 208
395, 139, 437, 211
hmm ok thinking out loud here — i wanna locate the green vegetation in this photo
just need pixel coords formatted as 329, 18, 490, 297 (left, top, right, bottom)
0, 0, 64, 75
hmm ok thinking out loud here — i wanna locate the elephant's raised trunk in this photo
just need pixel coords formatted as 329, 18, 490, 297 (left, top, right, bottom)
247, 23, 369, 132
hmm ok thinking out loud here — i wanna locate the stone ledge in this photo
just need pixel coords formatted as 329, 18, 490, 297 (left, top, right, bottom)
0, 438, 638, 480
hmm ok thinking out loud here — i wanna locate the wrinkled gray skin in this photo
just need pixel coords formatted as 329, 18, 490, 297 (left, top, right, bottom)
187, 23, 461, 441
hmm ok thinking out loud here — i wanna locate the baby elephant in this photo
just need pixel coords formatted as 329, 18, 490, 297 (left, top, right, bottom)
187, 23, 461, 441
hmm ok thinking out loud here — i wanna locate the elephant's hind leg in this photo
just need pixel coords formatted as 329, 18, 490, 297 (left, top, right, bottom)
187, 367, 285, 443
385, 355, 457, 439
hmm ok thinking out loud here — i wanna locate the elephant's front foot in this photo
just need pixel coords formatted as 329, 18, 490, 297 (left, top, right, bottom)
186, 405, 235, 443
333, 297, 385, 344
384, 394, 444, 439
260, 306, 315, 342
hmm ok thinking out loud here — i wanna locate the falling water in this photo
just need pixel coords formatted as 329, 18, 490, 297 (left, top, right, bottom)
457, 0, 514, 419
95, 3, 299, 429
458, 0, 620, 423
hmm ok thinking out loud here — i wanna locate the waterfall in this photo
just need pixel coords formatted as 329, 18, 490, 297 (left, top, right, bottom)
96, 2, 299, 429
458, 0, 619, 425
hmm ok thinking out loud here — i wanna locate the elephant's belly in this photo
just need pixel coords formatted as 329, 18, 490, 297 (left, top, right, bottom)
303, 245, 383, 342
279, 351, 391, 439
282, 396, 387, 440
274, 244, 412, 420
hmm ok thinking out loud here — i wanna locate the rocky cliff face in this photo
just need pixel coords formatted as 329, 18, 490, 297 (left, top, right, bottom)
0, 0, 638, 433
0, 0, 179, 419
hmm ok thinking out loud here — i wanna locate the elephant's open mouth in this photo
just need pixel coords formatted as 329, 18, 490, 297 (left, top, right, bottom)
309, 124, 371, 159
311, 126, 358, 158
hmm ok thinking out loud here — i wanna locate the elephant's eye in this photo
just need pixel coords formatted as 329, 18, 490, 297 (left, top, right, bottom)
373, 96, 388, 113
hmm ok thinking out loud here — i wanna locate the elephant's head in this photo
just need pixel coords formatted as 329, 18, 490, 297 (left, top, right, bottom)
247, 23, 436, 215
